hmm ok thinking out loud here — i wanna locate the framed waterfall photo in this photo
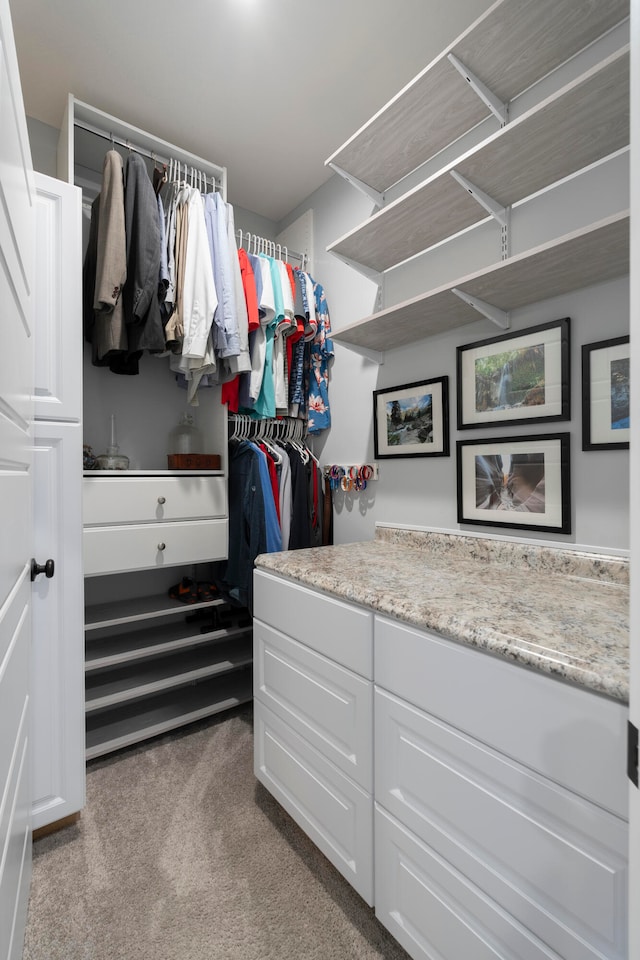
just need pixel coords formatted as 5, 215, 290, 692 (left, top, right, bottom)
581, 335, 630, 450
373, 376, 449, 459
456, 318, 570, 430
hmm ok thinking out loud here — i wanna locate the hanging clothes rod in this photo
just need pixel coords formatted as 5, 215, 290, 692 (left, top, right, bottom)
73, 118, 223, 192
236, 229, 307, 268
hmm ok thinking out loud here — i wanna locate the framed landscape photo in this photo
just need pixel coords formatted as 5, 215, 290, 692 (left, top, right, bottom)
456, 433, 571, 534
581, 335, 630, 451
457, 318, 570, 429
373, 376, 449, 459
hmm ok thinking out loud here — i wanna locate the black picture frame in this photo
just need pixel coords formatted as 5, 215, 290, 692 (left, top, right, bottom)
456, 318, 570, 430
581, 335, 630, 451
373, 376, 449, 459
456, 433, 571, 534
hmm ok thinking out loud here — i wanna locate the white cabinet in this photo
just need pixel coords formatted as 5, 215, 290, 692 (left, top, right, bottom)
31, 173, 85, 831
253, 570, 374, 904
325, 0, 630, 354
374, 615, 629, 960
252, 568, 629, 960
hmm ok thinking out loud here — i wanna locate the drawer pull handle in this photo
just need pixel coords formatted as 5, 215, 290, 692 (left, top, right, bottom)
157, 542, 166, 551
157, 496, 166, 504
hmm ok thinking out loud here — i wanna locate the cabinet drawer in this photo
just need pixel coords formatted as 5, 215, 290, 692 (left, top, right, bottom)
254, 570, 372, 677
374, 615, 628, 818
376, 689, 627, 960
254, 700, 373, 906
83, 475, 226, 525
84, 519, 228, 575
254, 620, 372, 791
375, 806, 565, 960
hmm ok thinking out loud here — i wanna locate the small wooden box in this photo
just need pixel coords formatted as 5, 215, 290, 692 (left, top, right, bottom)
167, 454, 221, 470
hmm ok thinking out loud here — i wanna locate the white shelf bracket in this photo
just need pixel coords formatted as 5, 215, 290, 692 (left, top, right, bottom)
447, 53, 509, 125
327, 162, 385, 209
327, 250, 384, 312
449, 170, 509, 228
451, 288, 510, 330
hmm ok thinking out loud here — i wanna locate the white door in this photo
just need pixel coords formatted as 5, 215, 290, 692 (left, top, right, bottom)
629, 0, 639, 955
31, 172, 85, 831
0, 0, 35, 956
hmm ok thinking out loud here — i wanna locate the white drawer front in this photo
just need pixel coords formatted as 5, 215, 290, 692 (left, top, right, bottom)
254, 620, 372, 791
375, 806, 564, 960
84, 519, 228, 575
83, 475, 227, 525
376, 689, 628, 960
254, 700, 373, 906
254, 570, 372, 677
374, 615, 628, 818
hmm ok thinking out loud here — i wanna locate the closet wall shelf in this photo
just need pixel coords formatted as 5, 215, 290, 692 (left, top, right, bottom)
84, 470, 224, 477
327, 47, 629, 274
332, 211, 629, 355
325, 0, 628, 194
85, 672, 253, 760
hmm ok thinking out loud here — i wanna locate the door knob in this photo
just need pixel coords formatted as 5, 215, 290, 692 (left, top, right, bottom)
31, 558, 55, 581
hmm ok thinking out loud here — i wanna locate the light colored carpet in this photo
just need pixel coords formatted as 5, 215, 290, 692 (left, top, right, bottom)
23, 705, 410, 960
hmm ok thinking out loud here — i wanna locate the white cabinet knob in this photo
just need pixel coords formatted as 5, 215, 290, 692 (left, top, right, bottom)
157, 496, 166, 504
157, 542, 166, 551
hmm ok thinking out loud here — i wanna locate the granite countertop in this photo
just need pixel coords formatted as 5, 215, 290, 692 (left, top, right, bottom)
255, 527, 630, 703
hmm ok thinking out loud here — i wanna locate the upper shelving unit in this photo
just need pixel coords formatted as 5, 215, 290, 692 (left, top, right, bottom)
331, 212, 629, 354
328, 47, 629, 274
325, 0, 628, 195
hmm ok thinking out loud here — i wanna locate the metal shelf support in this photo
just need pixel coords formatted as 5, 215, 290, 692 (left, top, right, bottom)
449, 170, 509, 228
451, 288, 511, 330
447, 53, 509, 125
326, 162, 385, 209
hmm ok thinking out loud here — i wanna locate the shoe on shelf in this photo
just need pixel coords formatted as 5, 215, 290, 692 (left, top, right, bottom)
168, 577, 199, 604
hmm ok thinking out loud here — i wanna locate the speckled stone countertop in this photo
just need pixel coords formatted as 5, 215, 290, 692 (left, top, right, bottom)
255, 527, 629, 703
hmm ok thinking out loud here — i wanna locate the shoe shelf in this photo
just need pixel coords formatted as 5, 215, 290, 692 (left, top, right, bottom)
328, 47, 628, 274
325, 0, 628, 196
85, 593, 227, 630
86, 618, 251, 671
85, 637, 253, 713
84, 580, 253, 760
85, 671, 253, 760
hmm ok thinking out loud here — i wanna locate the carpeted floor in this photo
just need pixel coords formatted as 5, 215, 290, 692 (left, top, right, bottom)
23, 704, 410, 960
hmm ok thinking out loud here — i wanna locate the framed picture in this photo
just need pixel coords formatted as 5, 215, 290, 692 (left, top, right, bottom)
581, 335, 629, 450
456, 433, 571, 534
373, 376, 449, 459
456, 318, 570, 429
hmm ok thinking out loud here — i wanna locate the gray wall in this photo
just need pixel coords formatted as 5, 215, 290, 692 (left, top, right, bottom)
286, 140, 629, 552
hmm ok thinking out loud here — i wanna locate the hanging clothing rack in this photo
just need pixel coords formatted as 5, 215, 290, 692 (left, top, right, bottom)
70, 96, 227, 197
236, 229, 308, 269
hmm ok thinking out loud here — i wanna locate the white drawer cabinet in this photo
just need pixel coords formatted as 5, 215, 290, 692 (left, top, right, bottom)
83, 474, 227, 525
253, 570, 374, 904
374, 615, 629, 960
254, 701, 373, 903
254, 619, 372, 791
376, 687, 627, 960
83, 474, 228, 576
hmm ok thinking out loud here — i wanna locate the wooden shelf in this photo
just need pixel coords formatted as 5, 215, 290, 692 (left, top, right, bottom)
85, 671, 253, 760
328, 48, 629, 273
85, 637, 253, 712
325, 0, 628, 194
332, 212, 629, 354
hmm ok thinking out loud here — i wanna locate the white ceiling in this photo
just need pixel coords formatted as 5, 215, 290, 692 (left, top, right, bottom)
10, 0, 493, 223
